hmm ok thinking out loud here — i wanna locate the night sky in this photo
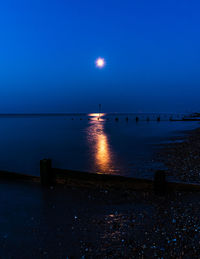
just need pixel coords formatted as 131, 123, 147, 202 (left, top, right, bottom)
0, 0, 200, 113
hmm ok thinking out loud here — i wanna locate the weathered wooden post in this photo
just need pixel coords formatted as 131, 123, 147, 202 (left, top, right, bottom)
40, 159, 55, 186
154, 170, 166, 195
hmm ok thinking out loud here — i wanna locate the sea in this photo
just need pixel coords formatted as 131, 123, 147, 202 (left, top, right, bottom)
0, 113, 198, 178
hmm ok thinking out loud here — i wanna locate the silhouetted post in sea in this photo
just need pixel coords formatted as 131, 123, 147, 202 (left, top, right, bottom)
157, 116, 161, 122
40, 159, 54, 186
136, 116, 139, 122
154, 170, 166, 195
99, 104, 101, 119
115, 117, 119, 122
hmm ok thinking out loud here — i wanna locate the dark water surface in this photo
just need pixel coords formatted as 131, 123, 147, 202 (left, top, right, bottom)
0, 114, 198, 178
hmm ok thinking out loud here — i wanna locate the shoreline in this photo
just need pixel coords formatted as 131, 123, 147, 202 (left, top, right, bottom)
1, 126, 200, 257
2, 165, 200, 193
156, 126, 200, 183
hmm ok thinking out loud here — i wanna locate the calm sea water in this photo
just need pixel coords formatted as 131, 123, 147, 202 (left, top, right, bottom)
0, 113, 198, 178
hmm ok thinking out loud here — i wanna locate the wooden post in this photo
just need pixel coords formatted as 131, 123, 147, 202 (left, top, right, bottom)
154, 170, 166, 195
40, 159, 54, 186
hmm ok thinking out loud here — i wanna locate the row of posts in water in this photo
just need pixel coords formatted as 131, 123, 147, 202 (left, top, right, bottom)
70, 116, 183, 122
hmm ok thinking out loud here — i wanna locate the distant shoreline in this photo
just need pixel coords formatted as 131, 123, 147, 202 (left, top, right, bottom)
0, 112, 190, 117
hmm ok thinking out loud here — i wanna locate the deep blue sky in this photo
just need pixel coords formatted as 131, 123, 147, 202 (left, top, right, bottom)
0, 0, 200, 113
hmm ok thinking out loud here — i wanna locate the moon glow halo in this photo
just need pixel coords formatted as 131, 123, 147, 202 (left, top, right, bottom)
96, 57, 105, 68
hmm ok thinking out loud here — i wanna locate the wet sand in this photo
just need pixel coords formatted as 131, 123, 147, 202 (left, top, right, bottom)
1, 127, 200, 258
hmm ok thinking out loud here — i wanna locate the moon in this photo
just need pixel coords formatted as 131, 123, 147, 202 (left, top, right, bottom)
96, 57, 105, 68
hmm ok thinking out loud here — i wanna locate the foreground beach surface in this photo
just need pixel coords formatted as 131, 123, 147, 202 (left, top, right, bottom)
1, 181, 200, 258
1, 126, 200, 258
157, 127, 200, 183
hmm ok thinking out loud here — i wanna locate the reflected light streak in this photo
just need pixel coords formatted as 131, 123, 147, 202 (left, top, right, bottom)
87, 114, 113, 173
88, 113, 105, 120
96, 126, 110, 172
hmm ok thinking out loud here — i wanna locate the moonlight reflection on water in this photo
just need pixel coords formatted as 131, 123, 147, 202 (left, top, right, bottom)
87, 114, 116, 174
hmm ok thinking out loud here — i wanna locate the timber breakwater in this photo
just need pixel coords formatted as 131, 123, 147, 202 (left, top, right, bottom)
1, 159, 200, 194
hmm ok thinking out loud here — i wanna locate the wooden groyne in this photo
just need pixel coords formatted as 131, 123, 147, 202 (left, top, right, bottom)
1, 159, 200, 194
53, 168, 200, 192
0, 170, 39, 182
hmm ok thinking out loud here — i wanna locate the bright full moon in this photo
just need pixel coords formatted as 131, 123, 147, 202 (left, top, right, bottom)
96, 57, 105, 68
